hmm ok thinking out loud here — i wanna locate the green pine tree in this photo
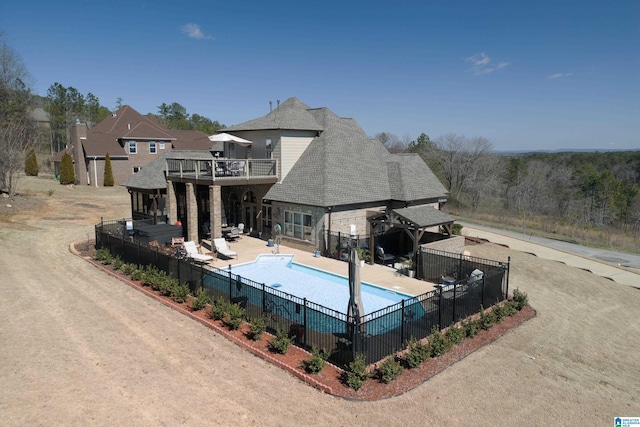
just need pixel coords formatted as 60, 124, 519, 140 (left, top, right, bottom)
24, 149, 39, 176
59, 152, 75, 185
103, 152, 114, 186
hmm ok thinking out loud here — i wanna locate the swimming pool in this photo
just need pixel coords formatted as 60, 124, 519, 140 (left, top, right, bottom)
223, 254, 409, 315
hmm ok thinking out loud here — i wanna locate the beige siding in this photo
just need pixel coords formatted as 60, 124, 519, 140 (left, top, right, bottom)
280, 130, 315, 180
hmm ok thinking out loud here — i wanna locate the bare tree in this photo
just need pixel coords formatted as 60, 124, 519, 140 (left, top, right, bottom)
374, 132, 405, 153
0, 34, 36, 195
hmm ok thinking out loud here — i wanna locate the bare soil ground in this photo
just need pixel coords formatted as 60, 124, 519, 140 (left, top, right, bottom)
1, 175, 639, 426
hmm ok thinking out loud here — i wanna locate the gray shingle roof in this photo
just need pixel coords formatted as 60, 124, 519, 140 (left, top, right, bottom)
264, 102, 448, 207
121, 151, 215, 190
391, 205, 455, 227
223, 98, 324, 132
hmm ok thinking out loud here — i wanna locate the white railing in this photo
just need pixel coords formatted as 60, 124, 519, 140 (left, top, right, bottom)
166, 158, 278, 181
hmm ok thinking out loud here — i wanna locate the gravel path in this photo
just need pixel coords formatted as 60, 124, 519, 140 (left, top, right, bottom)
1, 176, 639, 426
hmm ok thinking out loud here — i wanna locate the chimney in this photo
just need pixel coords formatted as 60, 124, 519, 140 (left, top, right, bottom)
269, 101, 272, 112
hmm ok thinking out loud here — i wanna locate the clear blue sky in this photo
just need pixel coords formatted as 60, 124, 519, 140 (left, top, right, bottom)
3, 0, 639, 151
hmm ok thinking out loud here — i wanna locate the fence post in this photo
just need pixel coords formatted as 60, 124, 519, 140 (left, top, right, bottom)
504, 256, 511, 300
401, 299, 406, 346
137, 241, 141, 266
438, 288, 443, 330
452, 282, 457, 325
228, 266, 232, 302
481, 276, 486, 308
262, 283, 266, 313
303, 298, 307, 347
457, 252, 463, 282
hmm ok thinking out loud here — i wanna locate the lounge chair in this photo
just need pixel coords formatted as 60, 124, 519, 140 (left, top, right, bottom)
213, 238, 238, 259
375, 246, 396, 266
183, 241, 214, 263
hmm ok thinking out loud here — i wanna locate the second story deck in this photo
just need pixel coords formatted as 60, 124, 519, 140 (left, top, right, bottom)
166, 157, 279, 186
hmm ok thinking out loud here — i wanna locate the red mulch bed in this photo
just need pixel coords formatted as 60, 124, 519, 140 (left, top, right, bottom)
75, 243, 536, 401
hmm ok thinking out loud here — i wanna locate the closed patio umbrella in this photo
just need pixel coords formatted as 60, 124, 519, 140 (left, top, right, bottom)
347, 248, 365, 337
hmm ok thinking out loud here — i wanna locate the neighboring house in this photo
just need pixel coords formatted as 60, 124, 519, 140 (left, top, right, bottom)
124, 98, 458, 256
54, 105, 214, 186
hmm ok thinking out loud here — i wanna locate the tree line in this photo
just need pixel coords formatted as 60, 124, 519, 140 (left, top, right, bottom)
377, 132, 640, 235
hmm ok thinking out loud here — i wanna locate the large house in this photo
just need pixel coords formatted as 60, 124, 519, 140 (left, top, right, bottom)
123, 98, 459, 258
55, 105, 215, 186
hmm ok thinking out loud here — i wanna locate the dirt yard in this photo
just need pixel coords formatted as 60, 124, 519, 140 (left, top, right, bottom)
1, 175, 639, 426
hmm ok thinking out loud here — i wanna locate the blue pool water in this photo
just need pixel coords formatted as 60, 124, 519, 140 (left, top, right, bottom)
224, 254, 409, 315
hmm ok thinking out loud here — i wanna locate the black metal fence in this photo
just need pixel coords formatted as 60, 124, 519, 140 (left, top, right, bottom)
96, 220, 510, 369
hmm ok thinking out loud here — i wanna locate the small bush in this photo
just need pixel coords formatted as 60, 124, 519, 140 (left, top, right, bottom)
171, 282, 189, 303
512, 288, 528, 310
103, 153, 114, 187
344, 354, 370, 391
210, 298, 229, 320
461, 316, 480, 338
93, 248, 110, 261
122, 263, 136, 276
428, 326, 449, 357
59, 152, 75, 185
502, 300, 518, 317
301, 347, 330, 374
248, 317, 267, 341
445, 325, 466, 346
101, 252, 114, 265
25, 149, 39, 176
112, 256, 124, 270
377, 356, 404, 384
131, 266, 145, 281
404, 337, 430, 368
191, 287, 210, 311
479, 307, 497, 330
268, 329, 292, 354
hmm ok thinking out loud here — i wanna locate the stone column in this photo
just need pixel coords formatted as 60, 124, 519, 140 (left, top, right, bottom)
186, 182, 198, 242
167, 180, 177, 225
210, 185, 222, 238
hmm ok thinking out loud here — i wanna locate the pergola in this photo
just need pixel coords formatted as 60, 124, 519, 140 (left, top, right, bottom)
367, 205, 456, 265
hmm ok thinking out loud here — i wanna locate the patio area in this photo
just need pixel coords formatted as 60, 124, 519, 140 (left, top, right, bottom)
201, 235, 439, 297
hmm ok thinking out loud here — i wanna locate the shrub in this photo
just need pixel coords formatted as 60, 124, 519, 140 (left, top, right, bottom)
112, 256, 124, 270
171, 282, 189, 303
461, 316, 480, 338
210, 298, 229, 320
512, 288, 528, 310
93, 248, 110, 261
404, 337, 430, 369
223, 302, 245, 330
268, 329, 292, 354
122, 263, 136, 276
428, 326, 449, 357
451, 223, 463, 235
248, 317, 267, 341
101, 252, 114, 265
103, 152, 114, 187
59, 152, 75, 185
131, 266, 145, 281
445, 325, 466, 346
479, 307, 497, 330
344, 354, 370, 390
301, 347, 330, 374
25, 149, 38, 176
377, 356, 404, 384
502, 300, 518, 317
190, 287, 210, 311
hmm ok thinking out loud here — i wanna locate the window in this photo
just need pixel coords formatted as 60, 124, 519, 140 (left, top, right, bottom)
128, 141, 137, 154
133, 166, 142, 173
284, 210, 312, 241
159, 142, 165, 150
149, 141, 157, 154
262, 204, 272, 229
265, 139, 272, 159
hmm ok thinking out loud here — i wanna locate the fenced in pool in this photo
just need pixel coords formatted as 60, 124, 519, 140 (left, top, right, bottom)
95, 219, 509, 369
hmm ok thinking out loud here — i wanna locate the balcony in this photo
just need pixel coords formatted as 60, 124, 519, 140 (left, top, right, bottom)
166, 158, 279, 185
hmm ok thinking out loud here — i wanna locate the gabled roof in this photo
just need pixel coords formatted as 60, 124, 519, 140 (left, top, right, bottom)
263, 101, 448, 207
390, 205, 455, 228
223, 97, 324, 132
82, 105, 208, 157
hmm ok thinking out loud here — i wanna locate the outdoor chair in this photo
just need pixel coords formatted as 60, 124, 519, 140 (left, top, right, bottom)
182, 241, 214, 263
376, 246, 396, 266
213, 238, 238, 259
226, 227, 240, 242
237, 223, 245, 235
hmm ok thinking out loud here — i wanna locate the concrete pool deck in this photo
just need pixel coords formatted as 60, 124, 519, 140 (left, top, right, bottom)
203, 236, 438, 297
